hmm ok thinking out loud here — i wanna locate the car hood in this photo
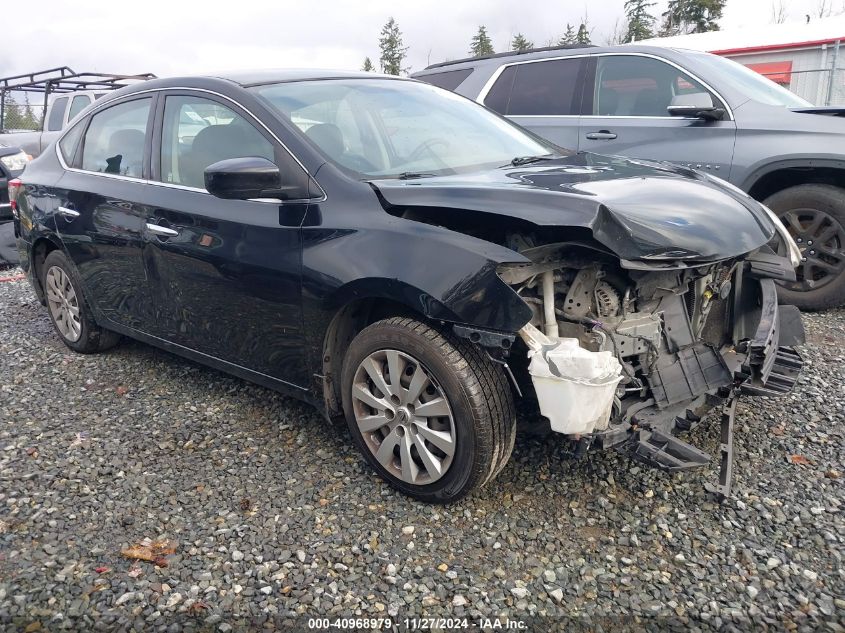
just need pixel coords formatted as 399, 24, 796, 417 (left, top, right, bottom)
370, 153, 776, 263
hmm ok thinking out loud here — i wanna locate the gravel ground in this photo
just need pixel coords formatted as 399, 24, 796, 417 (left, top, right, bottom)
0, 268, 843, 632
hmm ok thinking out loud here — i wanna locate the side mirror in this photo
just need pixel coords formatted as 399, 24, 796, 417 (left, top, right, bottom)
667, 93, 725, 121
204, 157, 282, 200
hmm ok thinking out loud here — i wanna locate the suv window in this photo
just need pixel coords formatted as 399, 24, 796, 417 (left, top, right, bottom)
418, 69, 474, 91
68, 95, 91, 121
161, 95, 274, 189
80, 98, 151, 178
47, 97, 68, 131
594, 55, 718, 117
484, 58, 584, 116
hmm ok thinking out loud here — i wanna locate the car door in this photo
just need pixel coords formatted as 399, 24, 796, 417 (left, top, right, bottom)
479, 56, 588, 151
578, 54, 737, 179
143, 91, 312, 387
54, 95, 158, 332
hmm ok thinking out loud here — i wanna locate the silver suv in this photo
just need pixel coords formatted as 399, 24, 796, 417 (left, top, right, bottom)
413, 44, 845, 310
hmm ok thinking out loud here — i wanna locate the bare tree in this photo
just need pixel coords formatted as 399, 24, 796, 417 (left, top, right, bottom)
770, 0, 788, 23
605, 17, 629, 45
816, 0, 833, 17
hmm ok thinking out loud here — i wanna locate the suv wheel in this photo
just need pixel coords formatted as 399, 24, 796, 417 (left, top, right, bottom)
765, 184, 845, 310
41, 250, 121, 353
341, 317, 515, 503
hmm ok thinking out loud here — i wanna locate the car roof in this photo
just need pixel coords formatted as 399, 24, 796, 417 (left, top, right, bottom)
413, 44, 701, 75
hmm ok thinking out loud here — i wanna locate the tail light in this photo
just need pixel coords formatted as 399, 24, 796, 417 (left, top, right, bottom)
8, 178, 22, 218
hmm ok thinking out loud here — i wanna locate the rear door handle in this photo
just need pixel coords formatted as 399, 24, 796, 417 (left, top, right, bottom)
145, 222, 179, 237
57, 206, 80, 219
585, 131, 618, 140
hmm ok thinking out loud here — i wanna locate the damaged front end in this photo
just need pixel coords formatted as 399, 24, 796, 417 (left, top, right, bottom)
498, 239, 805, 497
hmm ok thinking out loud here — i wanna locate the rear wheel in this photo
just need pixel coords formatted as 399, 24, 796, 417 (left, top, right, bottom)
41, 250, 121, 353
341, 317, 515, 503
765, 184, 845, 310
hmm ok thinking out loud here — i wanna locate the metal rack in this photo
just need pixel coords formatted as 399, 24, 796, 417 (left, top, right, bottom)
0, 67, 156, 130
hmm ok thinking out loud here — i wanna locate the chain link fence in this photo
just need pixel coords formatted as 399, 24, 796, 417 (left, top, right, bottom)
1, 93, 46, 131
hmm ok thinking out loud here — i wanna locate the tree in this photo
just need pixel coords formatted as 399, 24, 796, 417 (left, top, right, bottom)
510, 33, 534, 52
470, 26, 495, 57
576, 22, 592, 44
624, 0, 656, 42
606, 17, 629, 45
661, 0, 726, 35
378, 17, 408, 76
770, 0, 788, 23
361, 57, 375, 72
558, 23, 577, 45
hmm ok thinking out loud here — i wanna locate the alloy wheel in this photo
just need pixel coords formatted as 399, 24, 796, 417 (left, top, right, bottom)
776, 208, 845, 291
45, 266, 82, 342
351, 349, 456, 485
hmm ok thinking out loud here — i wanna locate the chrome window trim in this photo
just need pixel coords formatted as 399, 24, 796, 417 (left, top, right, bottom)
476, 51, 734, 122
54, 86, 327, 204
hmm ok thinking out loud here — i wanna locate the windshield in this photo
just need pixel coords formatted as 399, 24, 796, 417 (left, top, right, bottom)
251, 78, 561, 178
688, 52, 812, 108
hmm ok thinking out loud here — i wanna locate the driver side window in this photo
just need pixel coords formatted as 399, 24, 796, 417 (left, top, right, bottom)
161, 96, 275, 189
594, 56, 719, 117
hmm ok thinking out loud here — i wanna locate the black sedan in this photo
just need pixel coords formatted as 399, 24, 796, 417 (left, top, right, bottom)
14, 70, 804, 502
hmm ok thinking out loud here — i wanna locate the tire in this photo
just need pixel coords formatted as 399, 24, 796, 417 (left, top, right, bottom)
41, 250, 121, 353
340, 317, 516, 503
764, 184, 845, 310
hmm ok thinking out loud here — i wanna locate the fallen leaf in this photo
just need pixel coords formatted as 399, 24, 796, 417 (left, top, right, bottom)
319, 498, 329, 507
120, 540, 177, 565
788, 454, 812, 465
281, 586, 292, 594
826, 469, 841, 479
95, 566, 111, 574
26, 447, 38, 458
239, 498, 252, 512
127, 567, 143, 578
771, 425, 785, 436
116, 386, 128, 396
24, 622, 41, 632
187, 601, 208, 615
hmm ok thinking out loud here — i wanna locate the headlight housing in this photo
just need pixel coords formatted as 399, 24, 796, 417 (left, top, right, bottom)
0, 150, 30, 172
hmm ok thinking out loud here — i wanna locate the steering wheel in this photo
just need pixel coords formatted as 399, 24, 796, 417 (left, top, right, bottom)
406, 138, 451, 164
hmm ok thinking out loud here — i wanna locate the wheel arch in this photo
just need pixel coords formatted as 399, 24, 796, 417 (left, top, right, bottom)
744, 159, 845, 202
29, 234, 64, 304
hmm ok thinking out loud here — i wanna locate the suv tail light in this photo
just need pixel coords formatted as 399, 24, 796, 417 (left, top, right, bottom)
8, 178, 23, 218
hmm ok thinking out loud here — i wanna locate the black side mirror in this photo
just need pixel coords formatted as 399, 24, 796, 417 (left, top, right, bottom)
204, 157, 282, 200
667, 93, 725, 121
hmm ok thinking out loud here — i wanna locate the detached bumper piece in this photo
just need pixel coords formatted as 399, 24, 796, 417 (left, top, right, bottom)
630, 428, 710, 472
741, 346, 803, 396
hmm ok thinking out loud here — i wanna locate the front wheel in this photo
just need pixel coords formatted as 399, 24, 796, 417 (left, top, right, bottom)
765, 184, 845, 310
340, 317, 516, 503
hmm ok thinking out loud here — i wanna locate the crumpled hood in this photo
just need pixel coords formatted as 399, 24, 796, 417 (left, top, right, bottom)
371, 153, 777, 262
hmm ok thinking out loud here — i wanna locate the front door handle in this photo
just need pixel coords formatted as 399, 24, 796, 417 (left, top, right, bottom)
146, 222, 179, 237
585, 130, 618, 140
57, 206, 80, 219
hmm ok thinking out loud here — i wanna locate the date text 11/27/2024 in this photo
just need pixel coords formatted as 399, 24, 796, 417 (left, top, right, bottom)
307, 617, 528, 630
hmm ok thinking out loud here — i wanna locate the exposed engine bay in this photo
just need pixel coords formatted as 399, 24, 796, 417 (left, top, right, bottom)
493, 237, 805, 496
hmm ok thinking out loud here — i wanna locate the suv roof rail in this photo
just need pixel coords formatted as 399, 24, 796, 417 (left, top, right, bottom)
422, 44, 596, 71
0, 67, 157, 94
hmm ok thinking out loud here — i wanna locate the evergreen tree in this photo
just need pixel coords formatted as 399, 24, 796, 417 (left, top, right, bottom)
576, 22, 592, 44
661, 0, 726, 35
378, 17, 409, 76
624, 0, 656, 42
469, 26, 495, 57
510, 33, 534, 52
361, 57, 375, 72
558, 23, 577, 45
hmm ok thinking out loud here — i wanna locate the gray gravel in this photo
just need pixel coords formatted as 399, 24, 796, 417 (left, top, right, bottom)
1, 268, 843, 631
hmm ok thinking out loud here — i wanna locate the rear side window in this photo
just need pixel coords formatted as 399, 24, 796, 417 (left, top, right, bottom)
68, 95, 91, 121
81, 98, 151, 178
47, 97, 68, 131
59, 121, 86, 167
484, 59, 584, 116
418, 69, 473, 91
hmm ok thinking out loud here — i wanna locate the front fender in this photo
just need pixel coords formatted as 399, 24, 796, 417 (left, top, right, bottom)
303, 221, 533, 334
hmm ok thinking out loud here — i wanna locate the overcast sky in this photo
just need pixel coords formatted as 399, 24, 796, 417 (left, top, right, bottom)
2, 0, 842, 81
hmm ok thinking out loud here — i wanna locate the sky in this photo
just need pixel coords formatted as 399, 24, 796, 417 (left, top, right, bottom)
2, 0, 843, 81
